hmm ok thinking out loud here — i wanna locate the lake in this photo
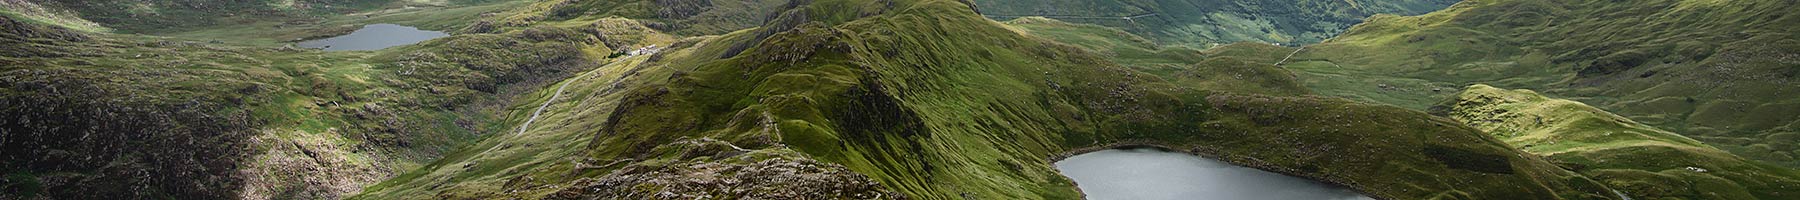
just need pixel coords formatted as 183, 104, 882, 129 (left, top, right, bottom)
1055, 148, 1375, 200
297, 24, 447, 51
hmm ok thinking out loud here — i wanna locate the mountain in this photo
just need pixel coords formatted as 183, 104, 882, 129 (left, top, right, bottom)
15, 0, 401, 33
968, 0, 1459, 48
0, 1, 606, 198
1231, 0, 1800, 167
1438, 85, 1800, 199
3, 0, 1796, 199
351, 0, 1623, 199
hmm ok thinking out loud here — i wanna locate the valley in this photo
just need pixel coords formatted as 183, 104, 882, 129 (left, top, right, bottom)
2, 0, 1796, 199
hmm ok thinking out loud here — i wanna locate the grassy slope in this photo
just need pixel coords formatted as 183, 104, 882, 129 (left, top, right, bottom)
1437, 85, 1800, 199
0, 4, 614, 198
350, 19, 686, 199
457, 0, 791, 36
968, 0, 1459, 48
356, 0, 1623, 199
22, 0, 396, 33
5, 0, 524, 48
0, 0, 109, 32
1252, 0, 1800, 166
158, 0, 529, 47
1001, 17, 1309, 96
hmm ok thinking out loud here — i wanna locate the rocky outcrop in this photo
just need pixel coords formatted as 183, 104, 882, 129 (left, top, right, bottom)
653, 0, 715, 20
0, 68, 260, 199
0, 16, 89, 58
0, 16, 86, 42
548, 157, 901, 199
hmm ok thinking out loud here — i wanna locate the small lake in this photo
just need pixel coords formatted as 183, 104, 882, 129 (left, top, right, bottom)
1056, 148, 1375, 200
297, 24, 448, 51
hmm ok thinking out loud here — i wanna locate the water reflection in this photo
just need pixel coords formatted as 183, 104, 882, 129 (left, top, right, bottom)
1055, 148, 1374, 200
297, 24, 447, 51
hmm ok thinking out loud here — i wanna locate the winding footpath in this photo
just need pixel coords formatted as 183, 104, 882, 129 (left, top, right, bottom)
512, 47, 658, 137
1274, 46, 1306, 66
514, 71, 584, 136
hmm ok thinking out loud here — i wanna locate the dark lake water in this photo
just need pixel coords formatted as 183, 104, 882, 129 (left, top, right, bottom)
297, 24, 447, 51
1055, 148, 1375, 200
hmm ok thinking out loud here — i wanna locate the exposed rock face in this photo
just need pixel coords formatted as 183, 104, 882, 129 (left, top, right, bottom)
548, 158, 901, 199
0, 16, 86, 42
0, 68, 259, 199
236, 133, 395, 200
1, 12, 608, 199
0, 16, 89, 58
654, 0, 715, 20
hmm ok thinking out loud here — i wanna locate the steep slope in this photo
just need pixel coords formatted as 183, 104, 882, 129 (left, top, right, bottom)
1251, 0, 1800, 166
3, 0, 530, 47
969, 0, 1459, 48
13, 0, 401, 33
460, 0, 792, 35
1436, 85, 1800, 199
999, 17, 1311, 96
0, 11, 615, 199
355, 0, 1623, 199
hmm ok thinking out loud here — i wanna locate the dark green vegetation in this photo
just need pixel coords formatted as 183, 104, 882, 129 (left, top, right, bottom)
1437, 85, 1800, 199
999, 17, 1307, 95
458, 0, 790, 35
970, 0, 1458, 48
1240, 0, 1800, 168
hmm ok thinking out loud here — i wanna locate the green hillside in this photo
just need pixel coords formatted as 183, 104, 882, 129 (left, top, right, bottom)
1437, 85, 1800, 199
0, 2, 616, 198
18, 0, 403, 33
352, 0, 1622, 199
1241, 0, 1800, 167
969, 0, 1459, 48
3, 0, 1796, 199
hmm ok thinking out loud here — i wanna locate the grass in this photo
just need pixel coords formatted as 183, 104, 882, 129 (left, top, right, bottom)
1437, 85, 1800, 199
152, 0, 523, 47
22, 0, 393, 33
0, 1, 109, 33
1226, 0, 1800, 167
352, 0, 1625, 199
12, 0, 1794, 199
1001, 17, 1310, 95
0, 4, 609, 198
968, 0, 1459, 48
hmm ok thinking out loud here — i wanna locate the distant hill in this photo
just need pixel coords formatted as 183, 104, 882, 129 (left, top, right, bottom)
969, 0, 1459, 48
11, 0, 411, 33
1439, 85, 1800, 199
1231, 0, 1800, 167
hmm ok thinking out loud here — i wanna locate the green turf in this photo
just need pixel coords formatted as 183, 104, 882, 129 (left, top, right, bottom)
1438, 85, 1800, 199
0, 3, 613, 197
351, 0, 1626, 199
1219, 0, 1800, 167
8, 0, 1796, 199
969, 0, 1459, 48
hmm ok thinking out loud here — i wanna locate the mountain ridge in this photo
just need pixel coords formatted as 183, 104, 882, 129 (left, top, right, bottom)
353, 0, 1624, 199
